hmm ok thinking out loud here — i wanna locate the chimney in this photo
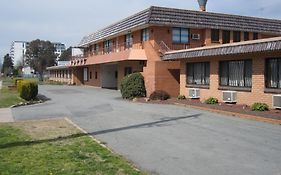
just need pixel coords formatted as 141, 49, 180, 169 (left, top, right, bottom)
197, 0, 208, 11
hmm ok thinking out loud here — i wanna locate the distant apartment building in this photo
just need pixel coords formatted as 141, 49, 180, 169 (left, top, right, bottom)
47, 5, 281, 108
10, 41, 66, 66
10, 41, 29, 66
53, 42, 66, 59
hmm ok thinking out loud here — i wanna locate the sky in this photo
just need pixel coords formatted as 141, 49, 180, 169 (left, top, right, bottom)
0, 0, 281, 63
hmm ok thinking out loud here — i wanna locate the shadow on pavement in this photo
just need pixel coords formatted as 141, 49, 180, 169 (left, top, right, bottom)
0, 113, 200, 149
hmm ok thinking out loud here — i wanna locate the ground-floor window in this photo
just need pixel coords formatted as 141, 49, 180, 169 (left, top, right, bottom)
83, 67, 88, 81
186, 62, 210, 85
266, 58, 281, 88
219, 59, 252, 87
124, 67, 132, 76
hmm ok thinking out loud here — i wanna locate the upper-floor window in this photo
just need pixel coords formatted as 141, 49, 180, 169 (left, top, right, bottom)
125, 33, 133, 49
233, 31, 241, 42
265, 58, 281, 89
104, 40, 113, 53
93, 44, 99, 55
220, 59, 252, 87
172, 28, 189, 44
244, 32, 249, 41
211, 29, 220, 43
141, 29, 149, 42
186, 62, 210, 85
222, 30, 230, 44
253, 32, 259, 40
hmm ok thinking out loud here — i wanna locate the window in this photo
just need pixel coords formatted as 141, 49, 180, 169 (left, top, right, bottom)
124, 67, 132, 76
265, 58, 281, 88
233, 31, 241, 42
141, 28, 149, 42
125, 34, 133, 49
222, 30, 230, 44
172, 28, 189, 44
219, 60, 252, 87
90, 71, 92, 79
95, 71, 98, 79
244, 32, 249, 41
186, 62, 210, 85
94, 44, 99, 55
211, 29, 220, 43
104, 40, 113, 53
253, 32, 259, 40
83, 67, 88, 81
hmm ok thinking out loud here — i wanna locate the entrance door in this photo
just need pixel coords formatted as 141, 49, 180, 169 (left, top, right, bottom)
101, 64, 118, 89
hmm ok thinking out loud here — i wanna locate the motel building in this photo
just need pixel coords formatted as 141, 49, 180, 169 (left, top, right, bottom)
47, 5, 281, 108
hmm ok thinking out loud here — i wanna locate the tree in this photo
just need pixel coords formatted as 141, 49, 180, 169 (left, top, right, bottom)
1, 54, 14, 76
25, 39, 56, 81
59, 47, 72, 61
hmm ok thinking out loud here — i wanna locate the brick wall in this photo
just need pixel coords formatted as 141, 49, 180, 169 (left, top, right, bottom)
180, 51, 281, 108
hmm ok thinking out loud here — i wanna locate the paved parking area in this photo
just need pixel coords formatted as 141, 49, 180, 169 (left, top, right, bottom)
12, 85, 281, 175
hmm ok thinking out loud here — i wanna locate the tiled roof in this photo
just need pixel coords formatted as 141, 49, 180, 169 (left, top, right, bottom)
79, 6, 281, 47
162, 37, 281, 60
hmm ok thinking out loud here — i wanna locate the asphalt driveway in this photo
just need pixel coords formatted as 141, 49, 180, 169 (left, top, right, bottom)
12, 85, 281, 175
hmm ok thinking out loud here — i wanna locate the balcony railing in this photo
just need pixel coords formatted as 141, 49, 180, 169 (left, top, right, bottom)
84, 42, 144, 57
156, 41, 189, 55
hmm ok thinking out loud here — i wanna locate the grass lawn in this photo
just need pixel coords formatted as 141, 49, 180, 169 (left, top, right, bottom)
0, 119, 146, 175
0, 77, 27, 108
0, 86, 25, 108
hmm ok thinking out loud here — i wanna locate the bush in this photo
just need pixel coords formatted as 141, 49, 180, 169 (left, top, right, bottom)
149, 90, 170, 101
204, 97, 218, 104
15, 79, 24, 92
19, 81, 38, 101
14, 78, 23, 86
120, 72, 146, 99
177, 95, 186, 100
251, 103, 269, 111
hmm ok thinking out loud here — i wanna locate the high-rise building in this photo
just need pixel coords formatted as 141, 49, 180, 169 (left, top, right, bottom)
9, 41, 66, 66
10, 41, 29, 66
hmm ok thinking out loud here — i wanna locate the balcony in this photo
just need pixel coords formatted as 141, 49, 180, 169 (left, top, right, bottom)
70, 42, 146, 67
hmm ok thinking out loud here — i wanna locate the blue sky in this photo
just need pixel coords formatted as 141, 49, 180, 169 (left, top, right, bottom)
0, 0, 281, 62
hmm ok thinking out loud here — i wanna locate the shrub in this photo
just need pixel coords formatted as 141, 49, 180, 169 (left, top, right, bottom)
204, 97, 218, 104
149, 90, 170, 101
177, 95, 186, 100
14, 78, 23, 86
120, 72, 146, 99
15, 79, 24, 92
19, 81, 38, 101
251, 103, 269, 111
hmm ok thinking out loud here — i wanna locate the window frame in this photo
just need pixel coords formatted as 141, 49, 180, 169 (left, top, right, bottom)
219, 59, 252, 88
186, 62, 210, 86
172, 27, 189, 44
233, 31, 241, 42
211, 29, 220, 43
265, 58, 281, 89
141, 28, 149, 42
222, 30, 230, 44
83, 67, 89, 82
244, 32, 249, 41
253, 32, 259, 40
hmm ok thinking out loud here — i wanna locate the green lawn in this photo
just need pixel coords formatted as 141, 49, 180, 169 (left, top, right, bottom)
0, 119, 146, 175
0, 77, 26, 108
0, 87, 25, 108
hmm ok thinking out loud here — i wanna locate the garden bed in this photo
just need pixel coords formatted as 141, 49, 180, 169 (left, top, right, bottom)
136, 97, 281, 121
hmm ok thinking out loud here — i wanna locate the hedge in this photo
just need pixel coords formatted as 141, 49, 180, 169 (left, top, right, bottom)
120, 72, 146, 99
18, 81, 38, 101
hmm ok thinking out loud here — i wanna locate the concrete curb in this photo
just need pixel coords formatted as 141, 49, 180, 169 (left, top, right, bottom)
173, 103, 281, 125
